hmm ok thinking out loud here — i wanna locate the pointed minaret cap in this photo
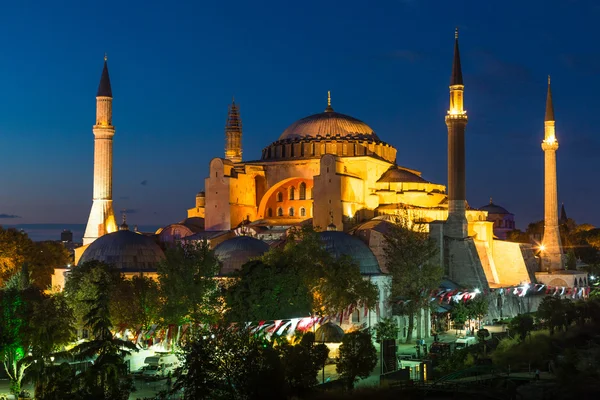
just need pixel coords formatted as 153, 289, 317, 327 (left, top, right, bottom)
450, 28, 463, 86
97, 54, 113, 97
325, 91, 334, 112
545, 75, 554, 122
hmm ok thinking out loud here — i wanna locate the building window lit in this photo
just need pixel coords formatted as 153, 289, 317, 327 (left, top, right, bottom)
299, 182, 306, 200
300, 207, 306, 217
277, 207, 283, 217
289, 207, 295, 217
267, 208, 273, 218
289, 186, 295, 200
277, 192, 283, 202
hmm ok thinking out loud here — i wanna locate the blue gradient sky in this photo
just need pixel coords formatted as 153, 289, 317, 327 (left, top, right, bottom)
0, 0, 599, 229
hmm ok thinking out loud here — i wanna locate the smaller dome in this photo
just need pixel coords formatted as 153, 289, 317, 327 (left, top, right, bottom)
479, 199, 512, 215
315, 322, 344, 343
79, 230, 165, 271
319, 231, 381, 275
214, 236, 270, 276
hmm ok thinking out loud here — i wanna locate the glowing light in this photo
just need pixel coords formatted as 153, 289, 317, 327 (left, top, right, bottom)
591, 275, 596, 281
539, 244, 546, 252
474, 288, 481, 294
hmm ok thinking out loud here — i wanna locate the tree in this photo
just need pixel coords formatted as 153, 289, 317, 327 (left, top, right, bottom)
173, 325, 285, 400
0, 228, 70, 289
0, 227, 33, 285
69, 269, 137, 400
450, 301, 468, 334
372, 317, 399, 342
158, 240, 221, 326
227, 225, 378, 322
336, 330, 377, 390
537, 297, 567, 335
505, 229, 531, 244
111, 275, 160, 331
278, 332, 329, 397
383, 215, 442, 343
0, 268, 74, 395
28, 241, 70, 290
566, 250, 577, 271
466, 296, 488, 328
508, 314, 534, 340
63, 260, 123, 330
225, 260, 312, 322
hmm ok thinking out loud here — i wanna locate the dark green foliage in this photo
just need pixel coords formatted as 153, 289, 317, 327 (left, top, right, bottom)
383, 216, 442, 343
0, 268, 74, 394
508, 314, 534, 340
158, 240, 221, 325
450, 301, 468, 332
372, 317, 399, 342
505, 229, 531, 244
227, 225, 378, 322
225, 260, 312, 322
63, 260, 122, 329
111, 275, 161, 331
279, 332, 329, 397
0, 227, 70, 289
174, 326, 285, 400
336, 330, 377, 390
66, 261, 137, 400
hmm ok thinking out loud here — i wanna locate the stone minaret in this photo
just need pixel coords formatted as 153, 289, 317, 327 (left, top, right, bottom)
541, 76, 564, 271
445, 28, 469, 238
224, 98, 242, 163
83, 55, 117, 245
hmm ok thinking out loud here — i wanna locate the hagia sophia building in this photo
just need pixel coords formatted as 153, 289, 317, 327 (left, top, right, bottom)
52, 30, 587, 335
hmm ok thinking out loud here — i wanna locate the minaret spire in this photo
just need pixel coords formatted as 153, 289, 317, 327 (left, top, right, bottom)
541, 76, 563, 272
451, 28, 463, 86
545, 75, 554, 122
83, 56, 118, 245
224, 98, 243, 163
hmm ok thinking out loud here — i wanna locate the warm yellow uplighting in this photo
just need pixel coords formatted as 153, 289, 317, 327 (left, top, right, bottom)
539, 244, 546, 252
543, 135, 556, 145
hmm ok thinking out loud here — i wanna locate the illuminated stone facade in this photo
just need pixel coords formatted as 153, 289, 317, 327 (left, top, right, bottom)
188, 96, 487, 233
83, 57, 117, 246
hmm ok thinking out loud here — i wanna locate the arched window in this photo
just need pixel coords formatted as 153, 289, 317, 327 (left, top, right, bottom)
277, 207, 283, 217
267, 208, 273, 217
276, 192, 283, 202
300, 207, 306, 217
299, 182, 306, 200
289, 186, 295, 200
289, 207, 295, 217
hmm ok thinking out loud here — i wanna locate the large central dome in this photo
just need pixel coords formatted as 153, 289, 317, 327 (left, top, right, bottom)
279, 110, 378, 141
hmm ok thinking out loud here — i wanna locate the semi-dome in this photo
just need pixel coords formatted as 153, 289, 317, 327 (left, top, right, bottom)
279, 111, 379, 141
79, 230, 165, 271
377, 165, 429, 183
319, 231, 381, 275
214, 236, 270, 276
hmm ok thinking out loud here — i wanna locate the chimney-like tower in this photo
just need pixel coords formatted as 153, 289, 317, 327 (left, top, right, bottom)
224, 98, 242, 163
445, 28, 469, 238
83, 55, 117, 245
541, 76, 564, 271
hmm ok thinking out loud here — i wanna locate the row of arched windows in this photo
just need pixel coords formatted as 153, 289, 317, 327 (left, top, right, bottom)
277, 182, 309, 202
267, 207, 307, 218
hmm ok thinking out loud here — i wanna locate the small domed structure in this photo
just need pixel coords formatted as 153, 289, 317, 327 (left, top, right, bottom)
156, 217, 205, 244
315, 322, 344, 343
79, 230, 165, 272
479, 197, 515, 240
319, 231, 381, 275
214, 236, 270, 276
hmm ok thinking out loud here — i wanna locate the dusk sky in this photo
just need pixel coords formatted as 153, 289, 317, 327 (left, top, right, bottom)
1, 0, 599, 229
